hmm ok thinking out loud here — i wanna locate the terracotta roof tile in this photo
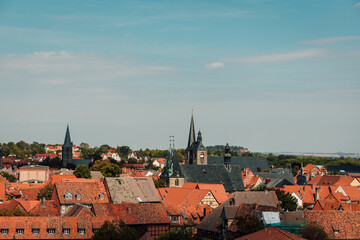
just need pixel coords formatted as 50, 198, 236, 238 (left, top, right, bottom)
234, 226, 306, 240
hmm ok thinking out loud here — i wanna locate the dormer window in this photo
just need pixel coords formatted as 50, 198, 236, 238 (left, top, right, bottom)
77, 193, 81, 200
65, 191, 73, 200
100, 193, 104, 200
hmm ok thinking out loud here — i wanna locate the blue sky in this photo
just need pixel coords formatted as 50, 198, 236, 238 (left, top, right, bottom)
0, 0, 359, 153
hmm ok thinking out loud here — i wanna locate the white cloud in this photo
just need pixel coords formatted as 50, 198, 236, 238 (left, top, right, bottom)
0, 51, 175, 85
227, 49, 326, 64
354, 3, 360, 7
302, 36, 360, 45
205, 62, 225, 69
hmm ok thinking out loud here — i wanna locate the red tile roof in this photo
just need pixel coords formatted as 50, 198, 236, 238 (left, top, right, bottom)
30, 200, 60, 216
182, 183, 229, 204
234, 226, 306, 240
162, 188, 216, 206
50, 174, 77, 183
304, 210, 360, 239
92, 202, 171, 225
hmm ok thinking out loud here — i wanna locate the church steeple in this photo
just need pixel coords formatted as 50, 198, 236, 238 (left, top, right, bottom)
62, 124, 73, 168
63, 124, 72, 147
187, 113, 196, 150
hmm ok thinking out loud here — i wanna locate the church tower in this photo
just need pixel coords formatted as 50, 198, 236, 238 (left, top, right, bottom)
62, 124, 73, 168
224, 143, 231, 171
161, 137, 184, 187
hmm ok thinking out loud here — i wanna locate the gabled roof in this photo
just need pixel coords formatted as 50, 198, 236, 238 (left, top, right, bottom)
19, 187, 42, 200
105, 177, 160, 204
30, 200, 59, 216
234, 227, 306, 240
334, 176, 357, 186
341, 186, 360, 201
182, 182, 229, 204
50, 174, 77, 183
63, 203, 95, 217
53, 182, 109, 204
230, 191, 280, 208
307, 175, 322, 185
157, 188, 171, 200
316, 175, 342, 185
162, 188, 214, 205
92, 202, 170, 225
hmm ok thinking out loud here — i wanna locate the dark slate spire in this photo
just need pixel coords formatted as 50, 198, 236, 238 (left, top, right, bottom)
63, 124, 72, 147
187, 113, 196, 149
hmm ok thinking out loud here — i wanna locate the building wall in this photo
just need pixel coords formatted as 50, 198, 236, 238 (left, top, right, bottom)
19, 169, 49, 182
169, 178, 184, 188
196, 151, 207, 165
200, 191, 219, 208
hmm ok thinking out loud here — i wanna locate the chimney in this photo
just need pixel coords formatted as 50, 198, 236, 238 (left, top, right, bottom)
42, 197, 46, 208
315, 187, 320, 201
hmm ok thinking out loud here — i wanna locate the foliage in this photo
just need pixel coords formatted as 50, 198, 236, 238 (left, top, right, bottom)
37, 183, 54, 200
153, 179, 166, 188
91, 220, 141, 240
101, 163, 121, 177
90, 159, 111, 171
292, 165, 299, 176
1, 171, 17, 182
300, 223, 329, 240
39, 156, 61, 168
229, 214, 264, 239
116, 146, 131, 158
156, 230, 193, 240
275, 189, 298, 211
74, 164, 92, 179
0, 141, 46, 158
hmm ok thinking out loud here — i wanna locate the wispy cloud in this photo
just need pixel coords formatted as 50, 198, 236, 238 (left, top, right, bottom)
302, 36, 360, 45
205, 62, 224, 69
226, 49, 327, 64
354, 3, 360, 7
0, 51, 175, 86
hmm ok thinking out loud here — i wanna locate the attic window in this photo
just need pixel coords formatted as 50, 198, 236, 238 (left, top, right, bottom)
100, 193, 104, 200
65, 191, 73, 200
77, 193, 81, 200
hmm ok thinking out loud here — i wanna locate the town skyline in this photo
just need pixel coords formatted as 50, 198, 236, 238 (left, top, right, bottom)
1, 0, 360, 153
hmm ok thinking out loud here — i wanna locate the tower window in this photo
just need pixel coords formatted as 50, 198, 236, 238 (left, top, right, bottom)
175, 178, 179, 186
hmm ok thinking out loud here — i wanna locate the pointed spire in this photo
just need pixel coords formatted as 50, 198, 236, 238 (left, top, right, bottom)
225, 143, 230, 154
187, 113, 196, 149
63, 124, 72, 147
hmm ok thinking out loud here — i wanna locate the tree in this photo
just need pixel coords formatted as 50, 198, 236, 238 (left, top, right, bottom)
101, 163, 121, 177
74, 164, 91, 179
1, 171, 17, 182
229, 214, 264, 239
292, 166, 299, 176
90, 159, 110, 171
300, 223, 328, 240
153, 179, 166, 188
116, 146, 131, 158
275, 189, 298, 211
91, 220, 141, 240
37, 183, 54, 200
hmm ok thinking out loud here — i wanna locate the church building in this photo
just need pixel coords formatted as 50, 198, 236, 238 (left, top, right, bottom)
62, 124, 73, 168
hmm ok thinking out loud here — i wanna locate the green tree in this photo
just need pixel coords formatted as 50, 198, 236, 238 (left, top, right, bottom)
90, 159, 111, 171
101, 163, 121, 177
37, 183, 54, 200
229, 214, 264, 239
292, 166, 299, 176
1, 172, 17, 182
74, 164, 92, 179
153, 179, 166, 188
91, 220, 141, 240
275, 189, 298, 211
300, 223, 328, 240
116, 146, 131, 158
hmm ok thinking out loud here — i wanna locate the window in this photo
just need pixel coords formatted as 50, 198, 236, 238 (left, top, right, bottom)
32, 229, 40, 235
47, 228, 55, 234
63, 229, 70, 235
65, 191, 72, 200
100, 193, 104, 200
210, 201, 213, 205
93, 229, 100, 233
1, 229, 8, 235
175, 178, 179, 186
78, 229, 85, 235
77, 193, 81, 200
16, 229, 24, 235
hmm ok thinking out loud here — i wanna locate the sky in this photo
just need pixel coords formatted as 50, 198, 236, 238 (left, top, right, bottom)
0, 0, 360, 153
